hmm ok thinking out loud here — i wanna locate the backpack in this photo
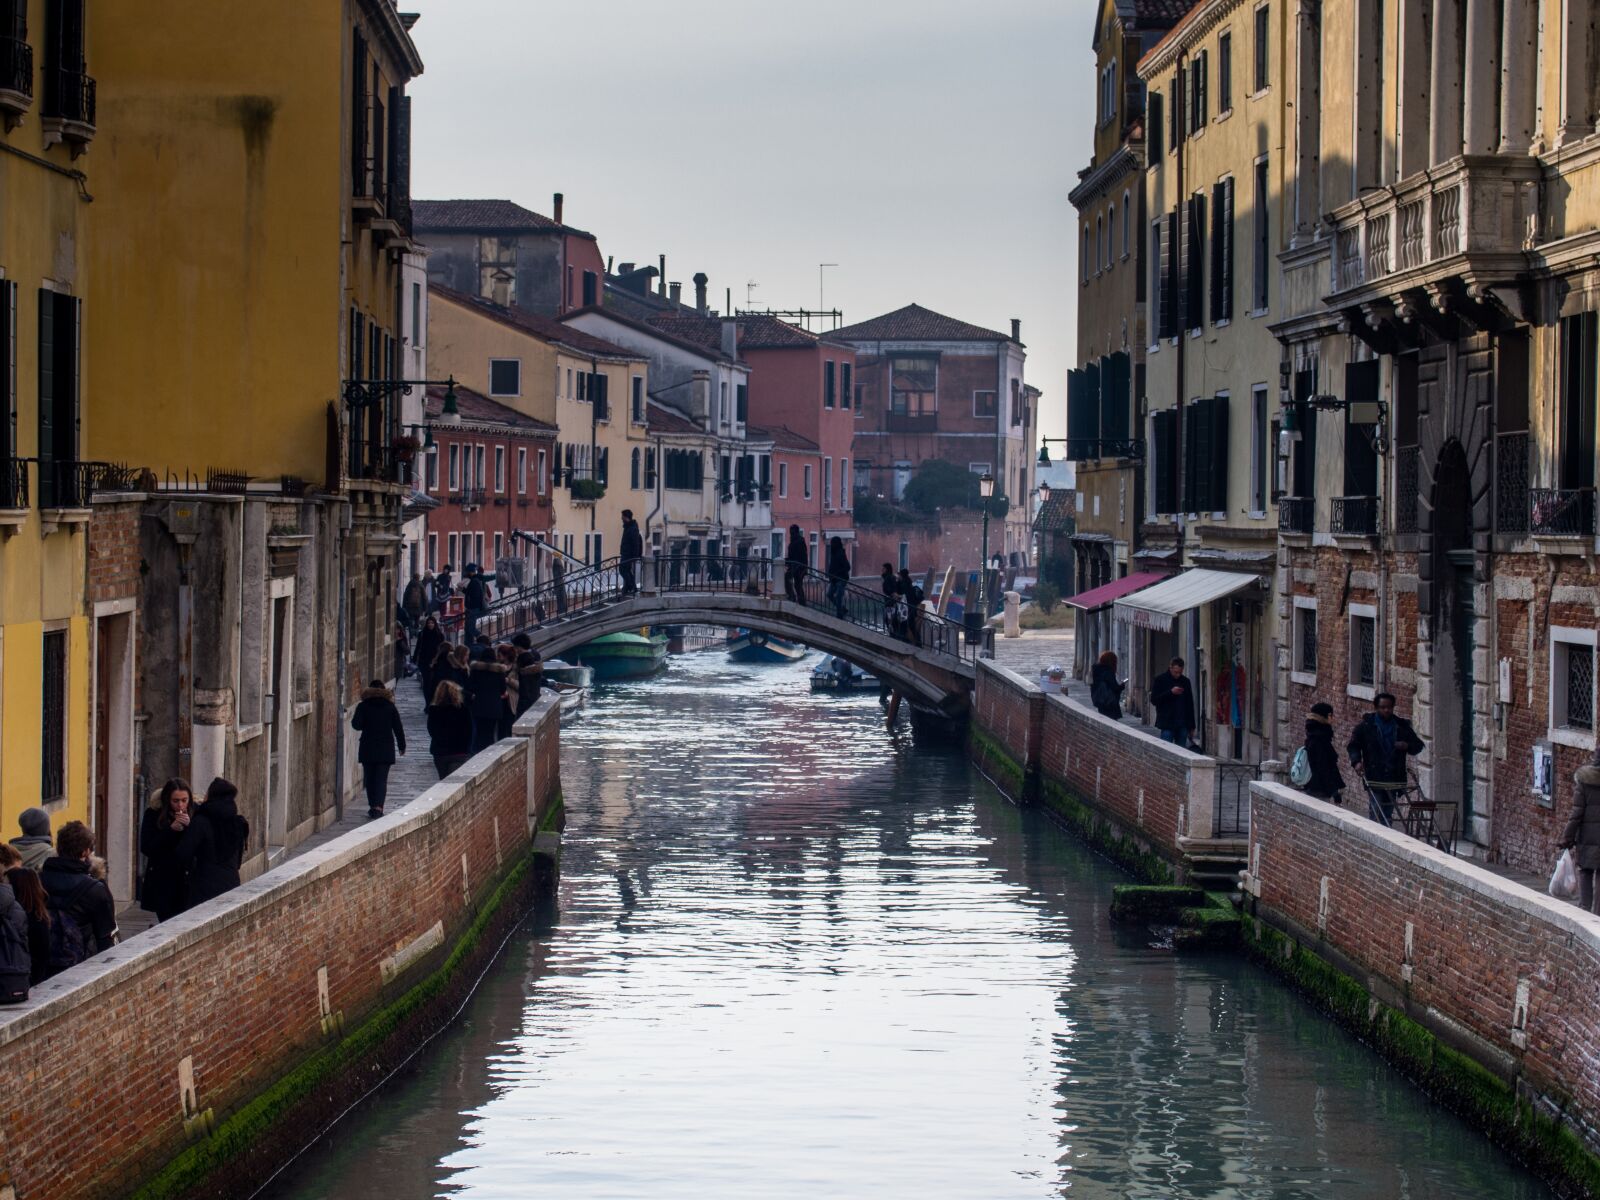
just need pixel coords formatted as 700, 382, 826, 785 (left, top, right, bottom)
1290, 746, 1313, 787
46, 877, 95, 973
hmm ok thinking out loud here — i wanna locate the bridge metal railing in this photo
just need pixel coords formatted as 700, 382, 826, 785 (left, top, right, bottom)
435, 554, 992, 664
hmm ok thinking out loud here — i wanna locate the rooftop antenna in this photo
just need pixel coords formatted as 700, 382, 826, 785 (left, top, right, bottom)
819, 263, 838, 322
747, 279, 759, 306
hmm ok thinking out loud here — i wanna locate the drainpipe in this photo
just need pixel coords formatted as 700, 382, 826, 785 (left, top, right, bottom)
176, 546, 194, 779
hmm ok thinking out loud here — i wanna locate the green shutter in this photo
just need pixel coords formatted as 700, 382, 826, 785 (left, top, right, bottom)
1344, 360, 1380, 496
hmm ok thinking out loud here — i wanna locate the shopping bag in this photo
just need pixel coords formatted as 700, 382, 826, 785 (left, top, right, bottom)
1289, 747, 1312, 787
1549, 849, 1580, 900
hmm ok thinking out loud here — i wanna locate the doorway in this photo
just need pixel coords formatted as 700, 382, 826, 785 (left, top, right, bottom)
93, 607, 137, 902
1431, 439, 1475, 827
264, 585, 293, 860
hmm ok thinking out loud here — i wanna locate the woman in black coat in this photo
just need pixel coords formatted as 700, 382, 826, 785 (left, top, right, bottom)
825, 536, 851, 618
178, 778, 250, 907
784, 525, 809, 603
351, 680, 407, 818
139, 778, 195, 922
413, 616, 445, 709
1303, 702, 1346, 802
1090, 650, 1125, 720
5, 867, 50, 986
1561, 759, 1600, 913
427, 680, 474, 779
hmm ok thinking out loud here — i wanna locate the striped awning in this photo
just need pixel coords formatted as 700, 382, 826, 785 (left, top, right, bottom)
1065, 570, 1166, 612
1113, 568, 1263, 631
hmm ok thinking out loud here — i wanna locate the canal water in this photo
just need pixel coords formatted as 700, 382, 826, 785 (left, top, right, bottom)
270, 652, 1552, 1199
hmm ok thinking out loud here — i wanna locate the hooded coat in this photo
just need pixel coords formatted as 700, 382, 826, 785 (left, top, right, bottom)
826, 541, 851, 581
139, 808, 190, 919
0, 879, 30, 1003
10, 807, 52, 870
426, 700, 473, 759
177, 794, 250, 907
786, 530, 808, 568
351, 686, 406, 765
1562, 765, 1600, 870
516, 652, 545, 716
467, 651, 512, 721
1304, 718, 1345, 798
414, 622, 446, 673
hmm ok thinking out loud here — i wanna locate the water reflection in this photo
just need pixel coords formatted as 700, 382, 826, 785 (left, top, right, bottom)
270, 654, 1551, 1199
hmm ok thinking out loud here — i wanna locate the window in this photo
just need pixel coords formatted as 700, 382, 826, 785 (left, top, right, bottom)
1185, 193, 1206, 333
535, 448, 548, 495
41, 628, 65, 803
854, 384, 865, 411
898, 541, 910, 571
566, 368, 573, 399
1348, 605, 1377, 696
968, 461, 992, 476
719, 381, 728, 424
1210, 176, 1234, 323
427, 532, 438, 571
1082, 226, 1091, 283
779, 461, 789, 498
632, 376, 644, 423
1252, 157, 1270, 310
631, 448, 641, 489
973, 390, 997, 417
1152, 219, 1169, 341
36, 289, 80, 508
1291, 599, 1318, 684
1107, 206, 1116, 269
1254, 4, 1270, 92
517, 447, 527, 494
425, 446, 438, 491
1121, 192, 1131, 257
411, 282, 422, 345
736, 383, 748, 423
841, 363, 853, 409
645, 449, 657, 488
494, 446, 506, 493
854, 459, 870, 495
1149, 91, 1164, 158
1096, 216, 1104, 272
582, 270, 598, 307
493, 533, 503, 564
664, 448, 705, 491
823, 458, 833, 508
890, 357, 937, 415
803, 464, 814, 499
489, 359, 520, 397
447, 532, 458, 567
474, 532, 484, 567
1181, 393, 1229, 513
1559, 312, 1598, 489
824, 361, 836, 409
448, 444, 460, 490
577, 373, 587, 403
1553, 628, 1598, 745
1218, 32, 1233, 113
1250, 384, 1269, 513
474, 444, 486, 488
1190, 50, 1208, 131
842, 460, 851, 507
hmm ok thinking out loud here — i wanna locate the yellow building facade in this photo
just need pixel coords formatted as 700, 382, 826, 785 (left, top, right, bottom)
0, 0, 97, 839
427, 287, 651, 564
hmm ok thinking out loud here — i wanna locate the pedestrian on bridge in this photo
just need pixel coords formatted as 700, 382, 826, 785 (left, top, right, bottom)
784, 525, 808, 603
897, 568, 923, 648
467, 644, 512, 753
463, 565, 491, 642
552, 553, 568, 616
432, 565, 454, 613
826, 536, 851, 618
351, 681, 407, 818
427, 681, 473, 779
620, 509, 643, 597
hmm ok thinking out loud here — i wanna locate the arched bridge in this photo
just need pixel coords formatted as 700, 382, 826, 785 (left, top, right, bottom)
440, 556, 993, 716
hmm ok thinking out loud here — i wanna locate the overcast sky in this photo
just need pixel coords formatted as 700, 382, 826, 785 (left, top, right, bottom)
407, 0, 1087, 441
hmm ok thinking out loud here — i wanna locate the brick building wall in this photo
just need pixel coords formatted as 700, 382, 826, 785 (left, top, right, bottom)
1249, 781, 1600, 1153
0, 696, 563, 1200
853, 513, 985, 580
86, 498, 143, 605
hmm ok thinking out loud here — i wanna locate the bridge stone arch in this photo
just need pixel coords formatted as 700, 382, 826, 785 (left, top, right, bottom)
477, 592, 979, 716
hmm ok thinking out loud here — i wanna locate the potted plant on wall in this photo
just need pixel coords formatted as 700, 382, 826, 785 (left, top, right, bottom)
391, 432, 423, 463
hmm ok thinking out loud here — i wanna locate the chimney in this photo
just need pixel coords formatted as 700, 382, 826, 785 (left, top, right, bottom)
721, 317, 738, 359
693, 272, 708, 314
605, 255, 614, 274
659, 254, 667, 295
618, 262, 635, 276
552, 192, 564, 224
1010, 318, 1021, 342
669, 282, 682, 305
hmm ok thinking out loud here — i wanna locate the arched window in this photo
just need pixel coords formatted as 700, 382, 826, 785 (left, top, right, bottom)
631, 447, 641, 489
1106, 206, 1116, 269
1082, 226, 1090, 281
1122, 191, 1131, 256
1095, 216, 1103, 273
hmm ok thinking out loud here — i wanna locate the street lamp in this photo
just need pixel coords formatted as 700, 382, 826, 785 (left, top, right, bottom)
976, 472, 995, 632
1036, 481, 1051, 587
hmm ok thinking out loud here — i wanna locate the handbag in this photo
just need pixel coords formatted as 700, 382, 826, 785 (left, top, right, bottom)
1550, 849, 1580, 900
1289, 746, 1313, 787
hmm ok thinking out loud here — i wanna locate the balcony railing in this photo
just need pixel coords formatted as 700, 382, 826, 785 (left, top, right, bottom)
451, 486, 486, 508
1530, 487, 1595, 538
38, 459, 137, 509
1331, 495, 1378, 536
1278, 495, 1315, 534
885, 412, 938, 433
1328, 157, 1540, 295
44, 67, 94, 128
1395, 446, 1420, 534
1, 456, 27, 508
1067, 437, 1146, 461
0, 37, 33, 102
1495, 432, 1530, 535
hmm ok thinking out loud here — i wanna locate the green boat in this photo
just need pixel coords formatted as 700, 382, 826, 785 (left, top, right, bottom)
572, 630, 669, 681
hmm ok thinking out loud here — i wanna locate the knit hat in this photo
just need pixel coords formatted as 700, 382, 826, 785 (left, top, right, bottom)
1310, 702, 1335, 718
18, 806, 50, 837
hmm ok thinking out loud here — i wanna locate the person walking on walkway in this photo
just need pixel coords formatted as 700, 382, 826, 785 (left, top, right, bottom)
826, 536, 851, 618
139, 779, 194, 922
401, 573, 428, 631
467, 643, 511, 753
432, 564, 454, 613
427, 680, 474, 779
10, 807, 52, 871
1090, 650, 1125, 720
620, 509, 643, 597
552, 552, 568, 616
880, 564, 902, 638
463, 564, 491, 642
784, 525, 808, 603
1347, 691, 1425, 824
1302, 702, 1346, 803
1561, 753, 1600, 913
898, 568, 923, 648
1150, 657, 1197, 748
351, 680, 407, 818
40, 821, 117, 973
414, 615, 445, 709
178, 779, 250, 907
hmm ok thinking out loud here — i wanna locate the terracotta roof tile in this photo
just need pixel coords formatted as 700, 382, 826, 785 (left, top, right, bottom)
747, 424, 820, 452
413, 199, 594, 240
646, 313, 726, 355
645, 401, 704, 435
828, 303, 1013, 344
734, 314, 817, 349
431, 286, 640, 361
424, 383, 557, 433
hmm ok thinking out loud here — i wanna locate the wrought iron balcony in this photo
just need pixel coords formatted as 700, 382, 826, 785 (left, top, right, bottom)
1326, 157, 1539, 299
1, 456, 27, 508
43, 67, 93, 131
1331, 495, 1378, 536
451, 486, 486, 508
1495, 432, 1529, 535
0, 37, 33, 111
1067, 437, 1145, 462
1395, 446, 1420, 534
1278, 495, 1315, 534
1530, 487, 1595, 538
38, 459, 136, 509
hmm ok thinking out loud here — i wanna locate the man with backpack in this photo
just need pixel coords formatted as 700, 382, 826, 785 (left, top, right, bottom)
39, 820, 117, 976
463, 564, 491, 642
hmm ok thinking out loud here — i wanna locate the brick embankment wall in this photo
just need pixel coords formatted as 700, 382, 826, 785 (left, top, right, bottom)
970, 662, 1216, 882
1247, 780, 1600, 1194
0, 694, 564, 1200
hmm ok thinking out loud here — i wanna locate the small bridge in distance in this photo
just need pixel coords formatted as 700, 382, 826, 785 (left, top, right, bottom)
441, 556, 993, 717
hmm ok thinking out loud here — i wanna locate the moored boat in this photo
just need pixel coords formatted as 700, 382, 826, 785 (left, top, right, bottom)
726, 629, 807, 663
809, 657, 880, 692
573, 631, 669, 681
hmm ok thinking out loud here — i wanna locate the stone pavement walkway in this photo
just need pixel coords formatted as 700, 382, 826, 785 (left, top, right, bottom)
117, 675, 437, 939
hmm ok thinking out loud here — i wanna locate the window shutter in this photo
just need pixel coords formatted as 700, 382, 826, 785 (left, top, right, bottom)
389, 89, 411, 227
1186, 193, 1206, 331
1344, 360, 1380, 495
351, 32, 368, 195
1102, 351, 1131, 445
1149, 92, 1164, 158
1221, 177, 1234, 320
1066, 368, 1087, 454
1083, 360, 1102, 454
1198, 51, 1208, 126
1152, 409, 1176, 513
37, 288, 53, 506
1210, 394, 1230, 513
1157, 216, 1174, 339
1293, 368, 1319, 498
1176, 205, 1189, 332
1210, 182, 1225, 323
1181, 401, 1199, 513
